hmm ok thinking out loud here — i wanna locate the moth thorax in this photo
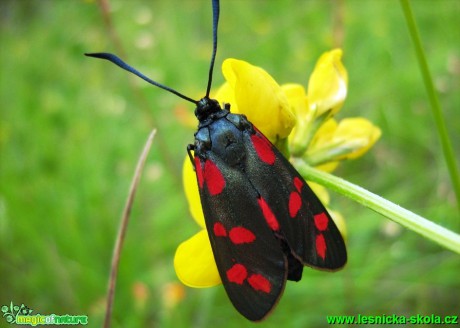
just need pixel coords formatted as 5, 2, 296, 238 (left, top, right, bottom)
209, 119, 246, 167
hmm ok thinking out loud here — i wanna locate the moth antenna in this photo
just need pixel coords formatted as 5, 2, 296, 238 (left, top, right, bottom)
85, 52, 198, 104
205, 0, 220, 98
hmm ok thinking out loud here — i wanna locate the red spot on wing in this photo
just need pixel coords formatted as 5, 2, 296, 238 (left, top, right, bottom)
247, 274, 271, 293
204, 159, 225, 195
316, 234, 327, 260
229, 227, 256, 244
194, 156, 204, 189
251, 134, 275, 165
288, 191, 302, 218
314, 212, 329, 231
293, 176, 304, 192
226, 263, 247, 284
213, 222, 227, 237
257, 197, 280, 231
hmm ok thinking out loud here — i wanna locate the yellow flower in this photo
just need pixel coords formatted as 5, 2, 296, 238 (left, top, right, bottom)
288, 49, 349, 156
175, 50, 380, 288
305, 117, 381, 167
175, 228, 221, 286
307, 49, 348, 118
182, 154, 205, 228
215, 59, 296, 142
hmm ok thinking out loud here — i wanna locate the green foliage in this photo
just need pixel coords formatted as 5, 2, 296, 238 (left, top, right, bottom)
1, 1, 459, 327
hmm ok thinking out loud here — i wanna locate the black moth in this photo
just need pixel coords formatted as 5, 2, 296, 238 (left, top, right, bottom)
86, 0, 346, 321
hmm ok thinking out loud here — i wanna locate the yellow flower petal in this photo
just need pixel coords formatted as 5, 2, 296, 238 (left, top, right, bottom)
282, 83, 309, 118
314, 161, 340, 173
306, 117, 381, 165
213, 82, 238, 113
307, 118, 338, 164
307, 49, 348, 117
328, 209, 347, 240
333, 118, 382, 159
222, 58, 296, 141
183, 155, 205, 228
308, 181, 330, 206
174, 230, 221, 287
283, 84, 317, 155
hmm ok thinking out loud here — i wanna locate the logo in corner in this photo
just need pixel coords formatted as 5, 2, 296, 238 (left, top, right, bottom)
2, 302, 33, 324
1, 302, 88, 326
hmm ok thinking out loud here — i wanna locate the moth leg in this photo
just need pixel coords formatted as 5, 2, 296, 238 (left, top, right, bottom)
187, 144, 195, 168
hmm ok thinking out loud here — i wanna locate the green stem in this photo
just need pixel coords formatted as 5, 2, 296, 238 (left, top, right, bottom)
400, 0, 460, 216
294, 161, 460, 254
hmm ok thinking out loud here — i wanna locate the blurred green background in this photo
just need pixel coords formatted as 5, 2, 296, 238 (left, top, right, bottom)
1, 0, 459, 327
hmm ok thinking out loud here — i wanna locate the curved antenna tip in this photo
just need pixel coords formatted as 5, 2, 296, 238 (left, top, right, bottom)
85, 52, 198, 104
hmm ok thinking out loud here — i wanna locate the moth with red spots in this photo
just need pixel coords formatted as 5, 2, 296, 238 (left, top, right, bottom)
86, 0, 346, 321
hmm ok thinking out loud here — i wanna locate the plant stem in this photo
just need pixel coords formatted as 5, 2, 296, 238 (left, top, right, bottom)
400, 0, 460, 216
104, 130, 156, 328
295, 161, 460, 255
